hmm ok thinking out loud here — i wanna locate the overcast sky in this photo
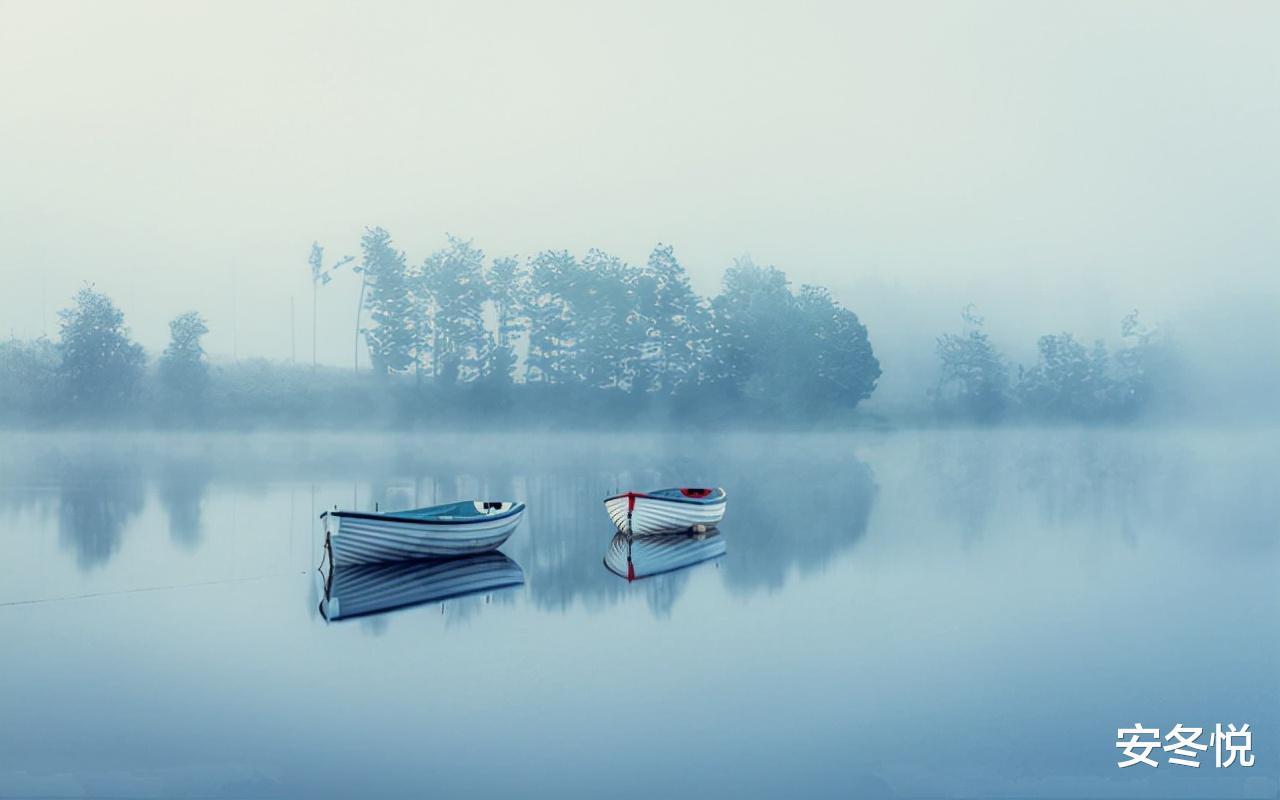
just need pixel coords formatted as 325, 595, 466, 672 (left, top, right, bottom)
1, 0, 1275, 372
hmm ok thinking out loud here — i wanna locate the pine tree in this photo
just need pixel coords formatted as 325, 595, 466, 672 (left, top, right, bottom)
575, 249, 640, 390
633, 244, 708, 394
359, 227, 416, 375
487, 256, 527, 350
483, 256, 527, 384
524, 250, 578, 385
421, 236, 488, 383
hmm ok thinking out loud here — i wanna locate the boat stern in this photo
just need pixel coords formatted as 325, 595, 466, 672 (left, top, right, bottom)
321, 510, 342, 538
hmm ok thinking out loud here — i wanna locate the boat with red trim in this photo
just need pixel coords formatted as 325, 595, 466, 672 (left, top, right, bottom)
603, 487, 726, 535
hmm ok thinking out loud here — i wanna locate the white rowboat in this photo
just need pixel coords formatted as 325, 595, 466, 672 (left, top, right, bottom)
604, 487, 726, 536
321, 501, 524, 566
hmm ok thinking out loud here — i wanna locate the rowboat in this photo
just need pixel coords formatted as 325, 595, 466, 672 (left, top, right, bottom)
603, 487, 726, 535
321, 500, 525, 566
604, 529, 726, 581
319, 552, 524, 621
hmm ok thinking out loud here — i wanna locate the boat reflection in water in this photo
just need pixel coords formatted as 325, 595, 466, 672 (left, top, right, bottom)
319, 552, 524, 621
603, 529, 726, 582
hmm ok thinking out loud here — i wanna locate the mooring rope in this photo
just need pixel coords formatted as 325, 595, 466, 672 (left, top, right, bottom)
0, 569, 309, 609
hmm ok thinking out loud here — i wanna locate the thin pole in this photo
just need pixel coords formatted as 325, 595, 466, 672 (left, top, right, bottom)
354, 274, 367, 372
231, 264, 239, 362
312, 279, 318, 371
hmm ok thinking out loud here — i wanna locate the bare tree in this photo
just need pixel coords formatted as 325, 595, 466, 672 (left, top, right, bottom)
307, 242, 353, 371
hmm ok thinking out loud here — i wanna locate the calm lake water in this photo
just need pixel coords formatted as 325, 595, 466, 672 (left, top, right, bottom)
0, 429, 1275, 799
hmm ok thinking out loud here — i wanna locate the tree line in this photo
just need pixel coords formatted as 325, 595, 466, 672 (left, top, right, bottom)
932, 305, 1178, 422
0, 229, 1180, 427
344, 229, 882, 415
0, 230, 882, 426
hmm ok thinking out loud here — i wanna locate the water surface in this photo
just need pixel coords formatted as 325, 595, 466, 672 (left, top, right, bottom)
1, 429, 1275, 799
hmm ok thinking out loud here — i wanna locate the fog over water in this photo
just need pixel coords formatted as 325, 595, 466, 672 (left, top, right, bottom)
0, 5, 1276, 796
0, 429, 1275, 798
2, 2, 1276, 406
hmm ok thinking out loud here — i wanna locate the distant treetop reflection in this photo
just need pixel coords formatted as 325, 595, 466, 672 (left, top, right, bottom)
157, 457, 211, 550
56, 458, 144, 570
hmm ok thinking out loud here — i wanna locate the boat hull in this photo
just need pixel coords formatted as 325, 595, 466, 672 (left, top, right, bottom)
323, 507, 524, 565
604, 494, 726, 535
604, 530, 726, 580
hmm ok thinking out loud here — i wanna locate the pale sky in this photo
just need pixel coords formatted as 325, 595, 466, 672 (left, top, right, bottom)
1, 0, 1276, 376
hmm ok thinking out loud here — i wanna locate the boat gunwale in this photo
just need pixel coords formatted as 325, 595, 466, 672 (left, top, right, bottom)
320, 502, 526, 525
603, 489, 726, 506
